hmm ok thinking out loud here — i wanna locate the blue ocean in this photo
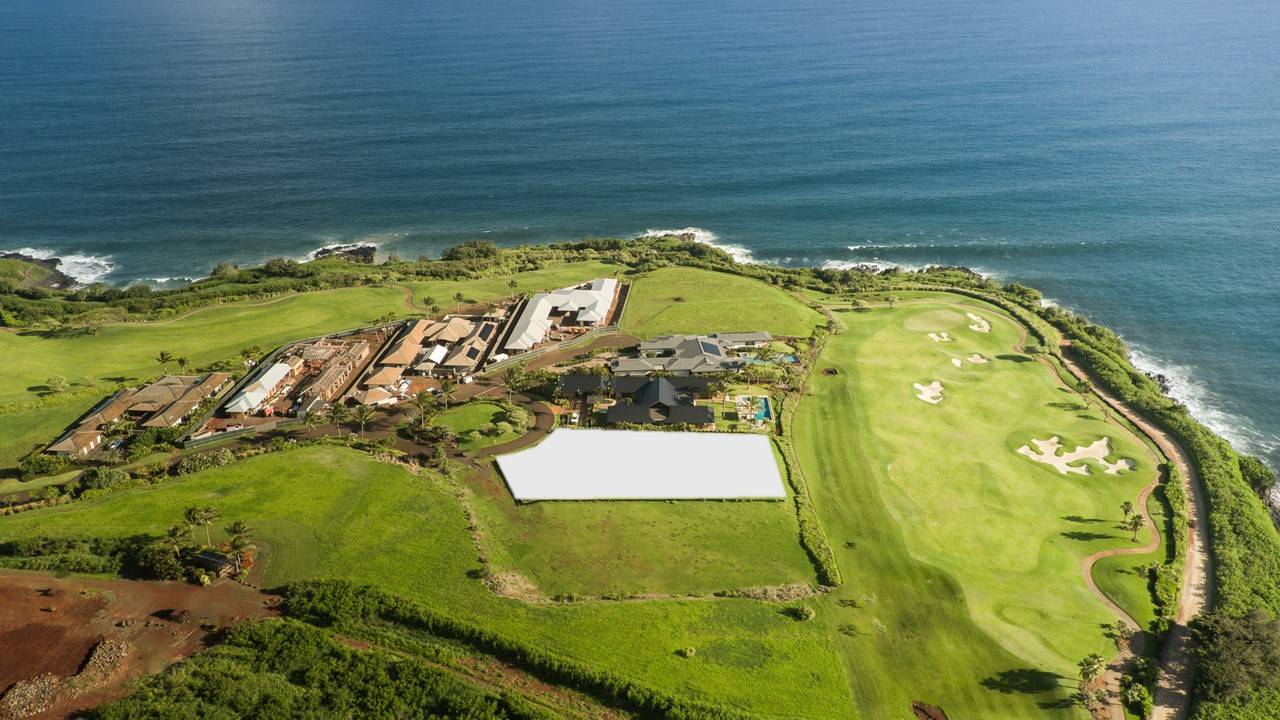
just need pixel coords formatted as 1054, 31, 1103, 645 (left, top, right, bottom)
2, 0, 1278, 469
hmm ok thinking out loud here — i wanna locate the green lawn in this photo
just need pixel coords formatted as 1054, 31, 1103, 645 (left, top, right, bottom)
622, 266, 824, 339
0, 258, 53, 287
402, 260, 627, 309
464, 466, 814, 597
0, 286, 412, 406
434, 402, 525, 452
0, 401, 90, 476
0, 446, 856, 719
795, 296, 1158, 718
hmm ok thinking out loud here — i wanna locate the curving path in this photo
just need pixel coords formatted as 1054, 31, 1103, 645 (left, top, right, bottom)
1057, 346, 1212, 720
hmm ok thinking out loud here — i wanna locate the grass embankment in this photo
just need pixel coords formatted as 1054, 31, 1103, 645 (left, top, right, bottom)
622, 266, 824, 339
0, 447, 856, 718
795, 296, 1158, 718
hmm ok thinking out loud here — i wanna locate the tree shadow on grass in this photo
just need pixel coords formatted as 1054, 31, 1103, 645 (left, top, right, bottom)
1062, 515, 1106, 524
1061, 531, 1115, 541
996, 354, 1032, 363
1047, 401, 1086, 412
980, 668, 1062, 694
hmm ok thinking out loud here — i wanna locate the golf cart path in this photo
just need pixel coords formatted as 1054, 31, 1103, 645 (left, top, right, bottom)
1058, 346, 1211, 720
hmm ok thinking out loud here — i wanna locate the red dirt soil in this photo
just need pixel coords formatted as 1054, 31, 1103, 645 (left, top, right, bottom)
0, 569, 275, 719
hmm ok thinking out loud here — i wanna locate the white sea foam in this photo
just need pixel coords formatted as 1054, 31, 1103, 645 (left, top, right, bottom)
4, 246, 116, 285
143, 276, 197, 286
1129, 345, 1280, 461
639, 227, 756, 264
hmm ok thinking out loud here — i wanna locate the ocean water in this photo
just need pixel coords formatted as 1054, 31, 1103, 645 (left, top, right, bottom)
1, 0, 1278, 469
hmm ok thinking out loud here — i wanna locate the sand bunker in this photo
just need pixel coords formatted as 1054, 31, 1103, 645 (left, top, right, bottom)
914, 381, 944, 404
928, 332, 953, 342
968, 354, 988, 363
1016, 436, 1136, 475
967, 313, 991, 332
951, 358, 963, 367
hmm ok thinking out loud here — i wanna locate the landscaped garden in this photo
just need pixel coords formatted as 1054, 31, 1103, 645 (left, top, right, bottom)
433, 400, 528, 453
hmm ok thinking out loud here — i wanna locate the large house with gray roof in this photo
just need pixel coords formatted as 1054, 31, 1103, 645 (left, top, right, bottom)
611, 331, 773, 376
503, 278, 619, 353
605, 377, 714, 427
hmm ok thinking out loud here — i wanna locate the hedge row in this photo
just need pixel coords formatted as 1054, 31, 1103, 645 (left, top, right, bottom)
770, 431, 841, 587
282, 579, 761, 720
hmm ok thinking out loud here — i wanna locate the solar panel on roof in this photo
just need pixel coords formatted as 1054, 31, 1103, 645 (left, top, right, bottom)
478, 324, 494, 340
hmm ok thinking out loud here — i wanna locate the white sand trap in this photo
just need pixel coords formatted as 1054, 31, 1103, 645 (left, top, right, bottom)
928, 332, 953, 342
967, 313, 991, 332
1016, 436, 1136, 475
951, 358, 963, 367
968, 354, 988, 364
914, 381, 944, 404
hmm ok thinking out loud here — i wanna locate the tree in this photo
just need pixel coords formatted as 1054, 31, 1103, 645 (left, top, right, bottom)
501, 366, 525, 402
430, 304, 440, 316
45, 375, 68, 393
225, 520, 254, 574
1078, 653, 1106, 683
326, 403, 351, 438
439, 378, 457, 410
239, 346, 263, 367
507, 278, 519, 300
410, 391, 436, 422
1076, 379, 1094, 395
422, 295, 437, 310
453, 291, 466, 314
352, 405, 376, 440
183, 506, 203, 543
198, 506, 221, 547
885, 295, 899, 309
225, 520, 252, 541
1121, 501, 1136, 521
166, 525, 187, 556
1192, 608, 1280, 702
1126, 515, 1145, 541
302, 412, 321, 436
156, 350, 174, 374
177, 356, 190, 373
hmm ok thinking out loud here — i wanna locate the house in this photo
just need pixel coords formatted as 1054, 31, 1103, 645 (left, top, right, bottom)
556, 374, 610, 399
438, 320, 498, 375
605, 378, 714, 427
503, 278, 618, 353
363, 365, 404, 389
47, 373, 233, 456
225, 362, 294, 417
611, 331, 772, 376
556, 374, 714, 400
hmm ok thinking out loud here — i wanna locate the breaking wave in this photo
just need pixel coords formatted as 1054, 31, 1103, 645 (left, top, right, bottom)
4, 246, 116, 285
1129, 345, 1280, 461
638, 227, 756, 264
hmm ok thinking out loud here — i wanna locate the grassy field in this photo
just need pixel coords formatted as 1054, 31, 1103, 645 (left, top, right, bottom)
795, 296, 1158, 718
0, 258, 54, 286
0, 401, 90, 475
0, 446, 856, 718
0, 286, 413, 406
402, 260, 626, 309
464, 465, 814, 597
622, 266, 824, 339
434, 401, 524, 452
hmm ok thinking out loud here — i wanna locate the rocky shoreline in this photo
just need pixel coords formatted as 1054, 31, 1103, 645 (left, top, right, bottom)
0, 252, 78, 289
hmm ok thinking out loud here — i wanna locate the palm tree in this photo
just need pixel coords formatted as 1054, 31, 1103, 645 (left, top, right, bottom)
501, 367, 522, 402
453, 291, 465, 314
225, 520, 252, 541
177, 356, 190, 373
239, 346, 260, 367
326, 403, 351, 438
352, 405, 376, 440
1127, 515, 1145, 542
1078, 653, 1106, 683
410, 391, 436, 421
1120, 501, 1136, 521
166, 525, 187, 557
198, 506, 221, 547
439, 378, 457, 410
302, 412, 321, 437
225, 521, 253, 574
430, 304, 440, 316
422, 296, 437, 315
156, 350, 174, 374
507, 278, 519, 300
183, 506, 203, 543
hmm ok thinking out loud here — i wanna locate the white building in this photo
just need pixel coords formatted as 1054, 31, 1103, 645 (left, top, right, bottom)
504, 278, 618, 353
224, 362, 292, 416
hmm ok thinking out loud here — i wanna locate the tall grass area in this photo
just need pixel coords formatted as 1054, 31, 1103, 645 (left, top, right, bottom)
0, 446, 856, 718
622, 266, 824, 339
